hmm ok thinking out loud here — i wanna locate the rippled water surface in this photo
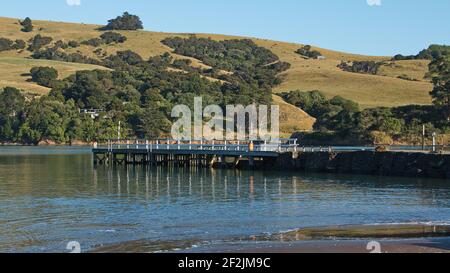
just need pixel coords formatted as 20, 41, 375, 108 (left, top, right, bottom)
1, 146, 450, 252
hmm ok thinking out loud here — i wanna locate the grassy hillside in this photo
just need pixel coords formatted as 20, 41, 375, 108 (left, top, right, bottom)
0, 17, 434, 134
0, 57, 109, 95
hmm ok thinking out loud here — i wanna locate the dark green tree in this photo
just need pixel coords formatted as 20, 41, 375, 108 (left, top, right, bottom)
20, 17, 33, 32
28, 34, 53, 51
30, 66, 59, 87
0, 38, 14, 52
0, 87, 25, 141
100, 32, 127, 44
103, 12, 143, 30
429, 56, 450, 120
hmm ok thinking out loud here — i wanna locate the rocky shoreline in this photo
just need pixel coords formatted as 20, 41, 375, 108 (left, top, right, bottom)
238, 151, 450, 179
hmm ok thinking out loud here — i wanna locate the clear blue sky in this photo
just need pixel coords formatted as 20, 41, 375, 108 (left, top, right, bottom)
1, 0, 449, 56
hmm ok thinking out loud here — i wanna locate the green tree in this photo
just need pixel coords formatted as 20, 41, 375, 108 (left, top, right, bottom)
30, 66, 59, 87
429, 56, 450, 120
0, 38, 14, 52
20, 17, 33, 32
100, 32, 127, 44
0, 87, 25, 141
28, 34, 53, 51
379, 117, 404, 136
103, 12, 143, 30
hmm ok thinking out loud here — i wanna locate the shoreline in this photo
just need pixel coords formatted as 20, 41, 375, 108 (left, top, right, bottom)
93, 224, 450, 253
177, 237, 450, 253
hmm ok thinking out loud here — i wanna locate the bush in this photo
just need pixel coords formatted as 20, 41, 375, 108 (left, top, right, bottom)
0, 38, 27, 51
103, 12, 143, 31
105, 50, 143, 67
296, 45, 323, 59
28, 35, 53, 51
0, 38, 14, 51
100, 32, 127, 44
81, 38, 104, 47
30, 67, 59, 87
13, 39, 26, 50
32, 47, 103, 65
54, 40, 69, 50
337, 61, 382, 75
68, 41, 80, 48
20, 17, 33, 32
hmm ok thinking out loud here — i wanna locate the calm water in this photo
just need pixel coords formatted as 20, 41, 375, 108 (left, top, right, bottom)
0, 146, 450, 252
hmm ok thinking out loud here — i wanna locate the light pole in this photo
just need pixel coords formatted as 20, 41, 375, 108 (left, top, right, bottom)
432, 132, 437, 153
118, 121, 121, 141
422, 125, 425, 151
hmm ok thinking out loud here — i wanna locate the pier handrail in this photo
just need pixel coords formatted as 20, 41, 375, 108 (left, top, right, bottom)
101, 139, 300, 153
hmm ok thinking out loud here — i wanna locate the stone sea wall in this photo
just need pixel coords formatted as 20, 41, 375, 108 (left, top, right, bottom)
255, 151, 450, 179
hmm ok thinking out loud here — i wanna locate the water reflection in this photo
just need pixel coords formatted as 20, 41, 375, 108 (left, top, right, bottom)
1, 147, 450, 252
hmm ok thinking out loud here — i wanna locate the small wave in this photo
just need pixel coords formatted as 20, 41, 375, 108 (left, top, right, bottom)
363, 221, 450, 227
98, 229, 117, 233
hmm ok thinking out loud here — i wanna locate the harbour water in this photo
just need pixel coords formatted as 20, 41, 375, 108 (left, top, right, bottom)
1, 146, 450, 252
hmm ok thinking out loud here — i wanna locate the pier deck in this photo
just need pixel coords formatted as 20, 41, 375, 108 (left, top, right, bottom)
92, 139, 299, 167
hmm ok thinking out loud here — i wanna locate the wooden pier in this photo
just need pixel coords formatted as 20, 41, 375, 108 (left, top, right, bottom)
92, 139, 299, 168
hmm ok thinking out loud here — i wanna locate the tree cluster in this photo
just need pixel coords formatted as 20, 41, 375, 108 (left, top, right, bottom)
30, 67, 59, 88
0, 38, 26, 51
27, 34, 53, 52
393, 45, 450, 61
1, 34, 288, 144
282, 90, 448, 145
102, 12, 143, 31
337, 61, 382, 75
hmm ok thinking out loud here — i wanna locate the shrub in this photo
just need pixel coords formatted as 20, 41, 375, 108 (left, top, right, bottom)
296, 45, 323, 59
81, 38, 104, 47
20, 17, 33, 32
13, 39, 26, 50
0, 38, 14, 51
30, 67, 59, 87
68, 41, 80, 48
100, 32, 127, 44
103, 12, 143, 31
54, 40, 69, 50
0, 38, 28, 51
337, 61, 381, 75
28, 35, 53, 51
32, 47, 103, 65
106, 50, 143, 67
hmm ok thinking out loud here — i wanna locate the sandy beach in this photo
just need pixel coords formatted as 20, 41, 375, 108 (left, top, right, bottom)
94, 224, 450, 253
179, 238, 450, 253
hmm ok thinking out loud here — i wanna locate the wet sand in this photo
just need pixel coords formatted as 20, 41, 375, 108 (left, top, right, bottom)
94, 224, 450, 253
180, 237, 450, 253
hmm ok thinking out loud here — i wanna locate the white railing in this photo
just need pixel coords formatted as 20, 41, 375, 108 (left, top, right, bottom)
101, 139, 300, 153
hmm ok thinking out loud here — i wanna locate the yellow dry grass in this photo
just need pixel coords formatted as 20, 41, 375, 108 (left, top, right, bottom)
0, 17, 435, 131
273, 95, 316, 137
378, 59, 430, 81
0, 57, 109, 95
